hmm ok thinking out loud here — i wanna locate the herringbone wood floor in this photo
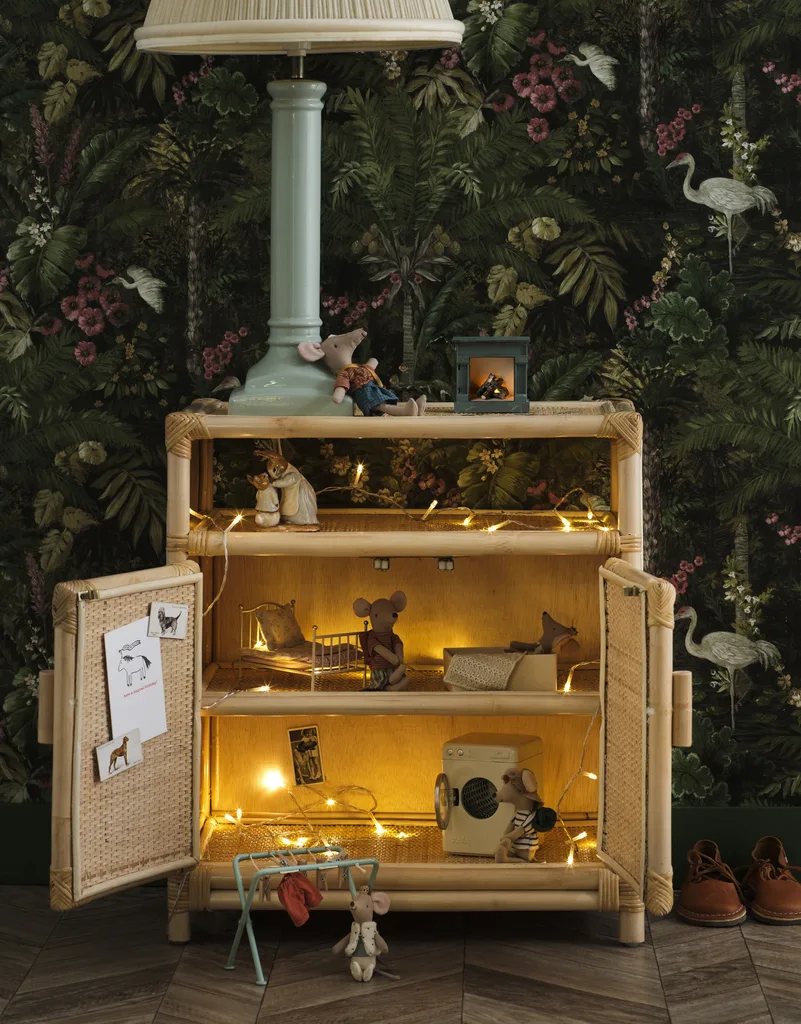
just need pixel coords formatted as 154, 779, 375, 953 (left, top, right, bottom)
0, 886, 798, 1024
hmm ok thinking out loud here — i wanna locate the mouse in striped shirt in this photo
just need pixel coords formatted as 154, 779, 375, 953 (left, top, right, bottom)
495, 768, 544, 863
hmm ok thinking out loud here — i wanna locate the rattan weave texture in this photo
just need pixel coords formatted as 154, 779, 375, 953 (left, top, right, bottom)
76, 583, 197, 895
600, 580, 645, 891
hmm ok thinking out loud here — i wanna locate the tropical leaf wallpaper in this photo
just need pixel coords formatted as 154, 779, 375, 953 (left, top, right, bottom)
2, 0, 801, 806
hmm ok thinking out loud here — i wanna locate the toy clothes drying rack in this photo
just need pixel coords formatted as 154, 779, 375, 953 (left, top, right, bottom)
225, 845, 380, 985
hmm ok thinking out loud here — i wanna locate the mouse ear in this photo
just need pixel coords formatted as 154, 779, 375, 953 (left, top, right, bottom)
521, 768, 539, 795
353, 598, 371, 617
389, 590, 407, 613
371, 891, 391, 915
297, 341, 325, 362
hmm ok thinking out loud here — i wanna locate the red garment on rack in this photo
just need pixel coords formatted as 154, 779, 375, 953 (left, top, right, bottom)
277, 872, 324, 926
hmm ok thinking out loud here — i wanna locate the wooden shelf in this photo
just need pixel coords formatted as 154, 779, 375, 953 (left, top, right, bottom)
201, 687, 600, 717
188, 509, 619, 558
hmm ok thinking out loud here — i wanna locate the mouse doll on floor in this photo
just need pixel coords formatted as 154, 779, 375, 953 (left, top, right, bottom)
298, 328, 426, 417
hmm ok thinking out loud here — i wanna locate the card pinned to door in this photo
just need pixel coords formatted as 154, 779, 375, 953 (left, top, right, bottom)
96, 728, 143, 782
104, 617, 167, 742
148, 601, 188, 640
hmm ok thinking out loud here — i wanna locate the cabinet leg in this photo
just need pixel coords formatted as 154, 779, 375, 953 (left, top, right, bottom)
618, 883, 645, 946
167, 870, 192, 945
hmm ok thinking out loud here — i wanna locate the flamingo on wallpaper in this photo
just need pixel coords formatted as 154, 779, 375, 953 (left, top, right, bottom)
666, 152, 777, 272
675, 606, 782, 729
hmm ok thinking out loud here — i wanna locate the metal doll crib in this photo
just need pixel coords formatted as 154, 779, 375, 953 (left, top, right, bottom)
237, 600, 368, 691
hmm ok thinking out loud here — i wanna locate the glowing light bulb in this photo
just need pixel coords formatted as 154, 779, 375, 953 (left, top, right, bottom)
225, 512, 244, 534
422, 500, 438, 521
280, 837, 293, 846
373, 822, 386, 836
224, 813, 236, 824
587, 510, 594, 520
486, 520, 511, 533
567, 845, 575, 867
326, 798, 336, 807
563, 679, 572, 694
354, 463, 365, 484
461, 512, 476, 527
263, 769, 285, 791
295, 837, 309, 847
600, 525, 611, 532
256, 684, 270, 692
324, 850, 336, 858
556, 514, 572, 532
583, 771, 598, 781
236, 808, 242, 823
573, 831, 588, 842
397, 831, 410, 839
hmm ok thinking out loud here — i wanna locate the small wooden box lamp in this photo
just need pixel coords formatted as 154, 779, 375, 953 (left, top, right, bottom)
453, 336, 530, 414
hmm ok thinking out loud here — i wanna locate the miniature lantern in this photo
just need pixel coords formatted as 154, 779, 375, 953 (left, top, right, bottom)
453, 337, 530, 414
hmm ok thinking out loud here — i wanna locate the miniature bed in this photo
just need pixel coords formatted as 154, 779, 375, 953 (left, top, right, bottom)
39, 403, 692, 950
236, 599, 366, 690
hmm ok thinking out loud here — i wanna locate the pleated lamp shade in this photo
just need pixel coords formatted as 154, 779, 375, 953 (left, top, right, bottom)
135, 1, 464, 55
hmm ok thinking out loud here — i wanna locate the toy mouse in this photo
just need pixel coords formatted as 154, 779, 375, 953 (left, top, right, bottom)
352, 590, 410, 691
298, 328, 426, 417
255, 451, 319, 527
494, 768, 556, 863
332, 887, 392, 982
508, 611, 578, 655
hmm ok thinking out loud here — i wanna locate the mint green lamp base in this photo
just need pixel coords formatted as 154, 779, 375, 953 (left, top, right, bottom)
227, 344, 353, 416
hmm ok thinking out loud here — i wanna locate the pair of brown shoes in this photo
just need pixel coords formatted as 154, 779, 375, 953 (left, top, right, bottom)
677, 837, 801, 926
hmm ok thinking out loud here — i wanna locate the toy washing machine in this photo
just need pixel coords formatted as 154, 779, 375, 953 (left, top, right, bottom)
434, 733, 543, 856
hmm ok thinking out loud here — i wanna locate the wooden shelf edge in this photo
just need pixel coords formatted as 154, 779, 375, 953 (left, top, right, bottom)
200, 690, 601, 717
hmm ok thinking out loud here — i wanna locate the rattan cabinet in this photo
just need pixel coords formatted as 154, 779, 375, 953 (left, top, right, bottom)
42, 402, 689, 947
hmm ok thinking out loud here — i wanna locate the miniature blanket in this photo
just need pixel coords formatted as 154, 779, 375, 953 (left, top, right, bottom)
444, 651, 524, 691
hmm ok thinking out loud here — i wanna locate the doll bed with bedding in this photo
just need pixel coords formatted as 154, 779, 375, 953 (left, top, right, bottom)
237, 600, 366, 691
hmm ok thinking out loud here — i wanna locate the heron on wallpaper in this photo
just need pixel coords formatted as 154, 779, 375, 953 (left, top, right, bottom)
666, 152, 777, 273
675, 606, 782, 729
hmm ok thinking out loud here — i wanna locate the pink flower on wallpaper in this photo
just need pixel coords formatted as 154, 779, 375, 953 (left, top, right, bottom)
551, 66, 574, 87
78, 307, 105, 336
527, 30, 547, 47
355, 301, 368, 313
512, 71, 539, 97
106, 302, 130, 327
527, 117, 551, 143
547, 42, 567, 56
61, 294, 87, 321
492, 94, 515, 112
74, 340, 97, 366
74, 253, 94, 269
530, 84, 558, 113
83, 288, 101, 303
99, 289, 122, 313
238, 326, 249, 336
390, 272, 402, 284
558, 79, 582, 103
78, 275, 102, 291
691, 104, 702, 114
38, 316, 63, 336
529, 52, 553, 77
95, 263, 114, 279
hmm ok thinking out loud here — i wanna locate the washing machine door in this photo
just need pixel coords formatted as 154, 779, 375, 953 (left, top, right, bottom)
434, 772, 452, 830
460, 776, 499, 820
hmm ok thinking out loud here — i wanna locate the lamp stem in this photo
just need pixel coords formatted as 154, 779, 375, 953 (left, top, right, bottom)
228, 78, 351, 416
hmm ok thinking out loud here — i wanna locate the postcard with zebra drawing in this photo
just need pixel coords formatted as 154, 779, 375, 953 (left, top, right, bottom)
103, 618, 167, 743
147, 602, 188, 640
96, 728, 143, 782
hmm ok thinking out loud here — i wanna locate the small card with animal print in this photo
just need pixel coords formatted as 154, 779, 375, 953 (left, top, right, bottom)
96, 728, 143, 782
104, 617, 167, 743
147, 602, 189, 640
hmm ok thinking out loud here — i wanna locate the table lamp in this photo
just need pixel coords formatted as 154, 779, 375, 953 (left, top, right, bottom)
136, 2, 464, 416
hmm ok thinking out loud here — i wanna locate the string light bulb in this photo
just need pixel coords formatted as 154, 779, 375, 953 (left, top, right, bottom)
295, 837, 309, 847
583, 770, 598, 781
573, 830, 588, 842
263, 769, 285, 791
224, 813, 236, 824
326, 798, 336, 807
224, 512, 244, 533
280, 836, 293, 846
586, 510, 594, 520
556, 514, 572, 531
486, 520, 512, 533
461, 511, 476, 527
421, 500, 438, 521
354, 463, 365, 485
236, 807, 242, 823
396, 831, 410, 839
567, 844, 575, 867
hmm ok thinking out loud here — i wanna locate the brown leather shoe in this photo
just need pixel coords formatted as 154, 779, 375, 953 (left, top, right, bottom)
743, 836, 801, 925
676, 839, 747, 926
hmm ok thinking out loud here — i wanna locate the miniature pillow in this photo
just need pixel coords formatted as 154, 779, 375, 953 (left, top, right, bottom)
255, 603, 305, 650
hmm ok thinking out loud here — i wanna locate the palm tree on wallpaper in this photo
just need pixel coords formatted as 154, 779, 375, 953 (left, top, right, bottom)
324, 88, 593, 384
